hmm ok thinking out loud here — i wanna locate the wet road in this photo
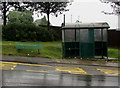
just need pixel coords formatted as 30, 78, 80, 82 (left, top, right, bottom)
0, 61, 119, 86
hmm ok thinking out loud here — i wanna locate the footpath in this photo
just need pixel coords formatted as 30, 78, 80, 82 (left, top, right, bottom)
1, 55, 119, 68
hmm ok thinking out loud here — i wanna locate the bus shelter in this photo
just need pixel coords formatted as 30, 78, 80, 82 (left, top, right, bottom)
62, 22, 110, 59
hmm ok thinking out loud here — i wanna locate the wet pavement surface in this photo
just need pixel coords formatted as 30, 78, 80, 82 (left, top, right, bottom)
2, 55, 119, 68
1, 61, 119, 86
2, 70, 118, 86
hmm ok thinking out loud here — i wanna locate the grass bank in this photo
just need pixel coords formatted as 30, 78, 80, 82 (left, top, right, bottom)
2, 41, 119, 59
2, 41, 62, 59
108, 47, 119, 59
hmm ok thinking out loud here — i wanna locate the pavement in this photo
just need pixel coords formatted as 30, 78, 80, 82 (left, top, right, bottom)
1, 55, 119, 68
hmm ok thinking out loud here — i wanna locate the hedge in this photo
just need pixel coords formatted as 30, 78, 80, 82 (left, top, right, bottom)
2, 23, 61, 42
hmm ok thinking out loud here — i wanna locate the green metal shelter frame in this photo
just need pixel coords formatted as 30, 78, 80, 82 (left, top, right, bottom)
62, 22, 110, 59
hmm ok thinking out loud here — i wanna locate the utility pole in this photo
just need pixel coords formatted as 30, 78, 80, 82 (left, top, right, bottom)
71, 14, 72, 23
64, 14, 65, 26
78, 16, 80, 22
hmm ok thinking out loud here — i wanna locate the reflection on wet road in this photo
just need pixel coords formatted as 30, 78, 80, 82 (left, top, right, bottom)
1, 61, 119, 86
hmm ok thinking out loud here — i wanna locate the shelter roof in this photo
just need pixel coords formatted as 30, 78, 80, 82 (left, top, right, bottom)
62, 22, 110, 29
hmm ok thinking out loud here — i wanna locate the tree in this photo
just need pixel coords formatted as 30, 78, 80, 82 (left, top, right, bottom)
7, 10, 33, 24
0, 2, 34, 25
0, 2, 70, 27
31, 2, 69, 30
100, 0, 120, 15
1, 2, 22, 25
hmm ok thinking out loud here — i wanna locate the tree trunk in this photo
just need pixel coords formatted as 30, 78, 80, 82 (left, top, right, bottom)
47, 12, 50, 31
47, 2, 50, 30
3, 2, 7, 26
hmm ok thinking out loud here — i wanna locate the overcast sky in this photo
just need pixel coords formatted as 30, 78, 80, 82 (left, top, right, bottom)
34, 0, 118, 29
0, 0, 118, 29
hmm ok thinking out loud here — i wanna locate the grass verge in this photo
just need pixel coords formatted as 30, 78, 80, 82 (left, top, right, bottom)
2, 41, 119, 60
2, 41, 62, 59
108, 47, 119, 59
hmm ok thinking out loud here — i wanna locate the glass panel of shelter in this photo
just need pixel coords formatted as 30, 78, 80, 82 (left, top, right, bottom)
94, 28, 108, 58
94, 28, 107, 42
63, 28, 107, 43
94, 29, 102, 41
103, 28, 107, 42
80, 29, 89, 43
64, 29, 75, 42
64, 29, 90, 43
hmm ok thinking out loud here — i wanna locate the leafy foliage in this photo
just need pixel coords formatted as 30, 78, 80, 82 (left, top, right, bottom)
7, 10, 33, 24
1, 2, 27, 25
31, 2, 69, 30
2, 23, 61, 42
1, 2, 70, 27
100, 0, 120, 15
30, 2, 69, 16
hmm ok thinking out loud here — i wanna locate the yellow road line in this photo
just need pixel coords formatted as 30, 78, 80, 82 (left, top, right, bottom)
26, 70, 48, 73
97, 69, 120, 75
0, 63, 16, 70
1, 61, 52, 68
55, 66, 88, 75
1, 61, 119, 76
11, 68, 15, 70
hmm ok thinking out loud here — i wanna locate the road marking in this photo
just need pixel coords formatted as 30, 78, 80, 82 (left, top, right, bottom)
97, 69, 120, 76
1, 61, 119, 76
1, 61, 90, 75
55, 66, 88, 75
0, 63, 16, 70
1, 61, 52, 68
26, 70, 48, 73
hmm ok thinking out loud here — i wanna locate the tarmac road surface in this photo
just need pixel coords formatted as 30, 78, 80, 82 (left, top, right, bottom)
0, 61, 119, 86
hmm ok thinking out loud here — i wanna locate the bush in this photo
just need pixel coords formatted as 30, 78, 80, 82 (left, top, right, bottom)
2, 23, 61, 42
36, 29, 53, 42
49, 30, 61, 41
2, 23, 17, 41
